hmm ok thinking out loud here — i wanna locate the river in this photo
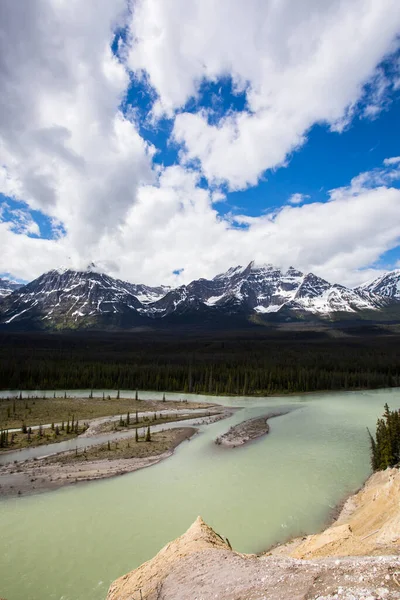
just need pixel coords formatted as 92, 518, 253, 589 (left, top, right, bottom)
0, 387, 399, 600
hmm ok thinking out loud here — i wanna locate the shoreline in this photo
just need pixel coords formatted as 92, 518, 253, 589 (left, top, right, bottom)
1, 384, 396, 401
0, 427, 197, 499
266, 467, 400, 559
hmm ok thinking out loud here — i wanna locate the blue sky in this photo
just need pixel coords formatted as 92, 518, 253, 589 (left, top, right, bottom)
1, 1, 400, 287
2, 91, 399, 244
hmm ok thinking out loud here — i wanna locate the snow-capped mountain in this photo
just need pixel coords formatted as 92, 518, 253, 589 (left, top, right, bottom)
0, 263, 398, 329
142, 263, 385, 318
0, 268, 167, 327
358, 270, 400, 299
0, 277, 23, 298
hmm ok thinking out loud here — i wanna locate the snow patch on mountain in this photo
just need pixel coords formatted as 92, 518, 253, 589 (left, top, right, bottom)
1, 263, 400, 328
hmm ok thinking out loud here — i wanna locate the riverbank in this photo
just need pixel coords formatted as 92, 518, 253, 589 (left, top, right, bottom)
215, 410, 291, 447
0, 394, 212, 430
107, 469, 400, 600
269, 467, 400, 559
0, 427, 196, 498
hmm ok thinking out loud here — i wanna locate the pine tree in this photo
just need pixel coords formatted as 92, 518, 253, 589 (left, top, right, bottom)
370, 405, 400, 470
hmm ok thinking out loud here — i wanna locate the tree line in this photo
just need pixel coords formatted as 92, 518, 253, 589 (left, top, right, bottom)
2, 329, 400, 395
369, 403, 400, 470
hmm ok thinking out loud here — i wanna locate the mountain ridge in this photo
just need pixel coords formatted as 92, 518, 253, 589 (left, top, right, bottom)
0, 263, 398, 330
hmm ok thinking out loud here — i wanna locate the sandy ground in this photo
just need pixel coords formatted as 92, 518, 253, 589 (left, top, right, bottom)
106, 516, 400, 600
0, 427, 196, 498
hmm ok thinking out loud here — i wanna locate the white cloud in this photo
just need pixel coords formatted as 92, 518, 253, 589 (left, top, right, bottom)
383, 156, 400, 166
2, 161, 400, 289
0, 1, 400, 291
0, 0, 154, 251
0, 204, 40, 236
288, 193, 309, 205
128, 0, 400, 189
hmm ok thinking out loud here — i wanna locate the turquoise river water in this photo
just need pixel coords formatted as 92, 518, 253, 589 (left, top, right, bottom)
1, 387, 400, 600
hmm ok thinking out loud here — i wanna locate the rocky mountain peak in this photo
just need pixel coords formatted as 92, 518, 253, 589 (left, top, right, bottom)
1, 264, 400, 329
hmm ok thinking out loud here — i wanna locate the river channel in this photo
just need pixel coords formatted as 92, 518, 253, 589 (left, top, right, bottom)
1, 387, 399, 600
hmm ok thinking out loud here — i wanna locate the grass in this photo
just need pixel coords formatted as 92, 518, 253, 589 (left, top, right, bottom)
1, 424, 87, 451
47, 428, 195, 464
0, 394, 212, 429
97, 411, 215, 434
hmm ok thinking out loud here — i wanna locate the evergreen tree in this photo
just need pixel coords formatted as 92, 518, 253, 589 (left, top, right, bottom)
370, 405, 400, 470
145, 426, 151, 442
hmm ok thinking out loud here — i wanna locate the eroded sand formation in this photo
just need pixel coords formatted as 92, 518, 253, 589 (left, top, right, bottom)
107, 469, 400, 600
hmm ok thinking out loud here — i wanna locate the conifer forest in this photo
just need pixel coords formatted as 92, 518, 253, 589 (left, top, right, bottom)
1, 327, 400, 395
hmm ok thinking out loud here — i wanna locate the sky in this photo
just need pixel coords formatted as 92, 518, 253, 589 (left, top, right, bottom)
0, 0, 400, 288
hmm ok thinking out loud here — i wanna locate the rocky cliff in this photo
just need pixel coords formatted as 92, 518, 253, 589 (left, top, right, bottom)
107, 469, 400, 600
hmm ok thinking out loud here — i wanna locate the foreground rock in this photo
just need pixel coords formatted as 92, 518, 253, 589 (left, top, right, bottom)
107, 517, 400, 600
215, 410, 291, 447
107, 469, 400, 600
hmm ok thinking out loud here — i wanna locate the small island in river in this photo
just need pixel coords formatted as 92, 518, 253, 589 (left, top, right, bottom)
215, 410, 292, 447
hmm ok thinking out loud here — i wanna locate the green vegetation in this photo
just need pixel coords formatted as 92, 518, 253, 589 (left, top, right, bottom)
369, 403, 400, 471
99, 411, 208, 434
47, 428, 194, 464
0, 394, 206, 430
0, 422, 88, 451
2, 329, 400, 396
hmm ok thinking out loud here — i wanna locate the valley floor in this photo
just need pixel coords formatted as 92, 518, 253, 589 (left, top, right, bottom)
0, 427, 197, 497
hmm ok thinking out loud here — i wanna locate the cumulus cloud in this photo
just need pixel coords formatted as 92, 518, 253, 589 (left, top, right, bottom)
0, 0, 400, 290
128, 0, 400, 189
288, 193, 309, 205
0, 203, 40, 236
384, 156, 400, 166
0, 0, 154, 249
2, 160, 400, 288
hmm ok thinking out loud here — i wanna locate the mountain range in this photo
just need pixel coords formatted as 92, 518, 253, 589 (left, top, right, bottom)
0, 277, 23, 298
0, 263, 399, 330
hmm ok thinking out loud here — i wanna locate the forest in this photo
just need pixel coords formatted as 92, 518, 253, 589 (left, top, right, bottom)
1, 327, 400, 395
369, 404, 400, 471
